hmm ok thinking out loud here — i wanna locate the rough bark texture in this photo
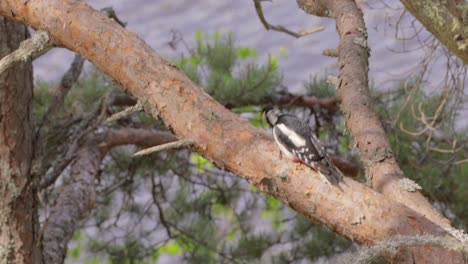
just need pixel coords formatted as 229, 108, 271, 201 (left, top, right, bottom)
41, 137, 101, 264
400, 0, 468, 64
0, 17, 38, 264
296, 0, 455, 243
0, 1, 464, 263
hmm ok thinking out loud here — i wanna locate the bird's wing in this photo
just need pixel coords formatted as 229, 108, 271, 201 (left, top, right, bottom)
277, 115, 342, 185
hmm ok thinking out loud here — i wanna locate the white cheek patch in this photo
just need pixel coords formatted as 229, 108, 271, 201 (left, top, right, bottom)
276, 123, 306, 147
273, 128, 294, 158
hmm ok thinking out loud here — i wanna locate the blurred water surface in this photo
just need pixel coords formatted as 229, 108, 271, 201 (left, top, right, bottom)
33, 0, 433, 92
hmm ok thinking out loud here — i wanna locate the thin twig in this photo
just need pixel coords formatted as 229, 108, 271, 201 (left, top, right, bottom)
0, 30, 51, 74
133, 139, 194, 157
106, 101, 143, 123
253, 0, 324, 38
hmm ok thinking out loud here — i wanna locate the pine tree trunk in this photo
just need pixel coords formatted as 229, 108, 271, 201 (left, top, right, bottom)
0, 18, 38, 264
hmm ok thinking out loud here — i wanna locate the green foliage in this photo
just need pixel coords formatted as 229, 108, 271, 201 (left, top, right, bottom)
174, 31, 281, 107
64, 70, 112, 112
106, 237, 147, 264
33, 70, 112, 122
33, 80, 54, 119
191, 153, 214, 172
232, 234, 272, 260
68, 245, 81, 260
288, 215, 351, 261
261, 196, 283, 230
304, 76, 337, 97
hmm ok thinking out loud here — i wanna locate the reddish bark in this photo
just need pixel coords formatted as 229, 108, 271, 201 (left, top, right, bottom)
0, 17, 38, 264
0, 1, 463, 263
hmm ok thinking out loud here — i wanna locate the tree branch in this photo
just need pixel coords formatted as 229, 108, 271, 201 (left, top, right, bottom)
252, 0, 324, 38
399, 0, 468, 64
105, 101, 143, 123
99, 128, 177, 151
40, 136, 102, 264
296, 0, 458, 248
0, 30, 50, 74
276, 93, 340, 112
133, 139, 194, 157
2, 1, 463, 262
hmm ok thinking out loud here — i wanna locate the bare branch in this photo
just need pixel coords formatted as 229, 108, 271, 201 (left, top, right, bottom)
253, 0, 324, 38
133, 139, 194, 157
0, 30, 51, 74
105, 101, 143, 123
100, 128, 176, 149
277, 93, 340, 112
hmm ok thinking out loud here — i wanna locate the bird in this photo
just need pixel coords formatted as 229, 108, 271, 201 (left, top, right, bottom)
262, 106, 343, 185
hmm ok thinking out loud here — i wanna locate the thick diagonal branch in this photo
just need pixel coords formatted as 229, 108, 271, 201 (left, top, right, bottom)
1, 1, 463, 263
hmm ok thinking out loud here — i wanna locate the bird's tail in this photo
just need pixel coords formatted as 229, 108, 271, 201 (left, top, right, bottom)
315, 157, 343, 186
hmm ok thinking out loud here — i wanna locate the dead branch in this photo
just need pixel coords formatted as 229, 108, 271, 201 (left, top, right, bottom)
133, 139, 194, 157
0, 30, 50, 74
99, 128, 177, 151
33, 54, 85, 178
105, 100, 143, 123
276, 93, 340, 112
253, 0, 324, 38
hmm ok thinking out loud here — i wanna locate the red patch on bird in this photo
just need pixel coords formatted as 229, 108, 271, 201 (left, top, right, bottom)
293, 157, 302, 163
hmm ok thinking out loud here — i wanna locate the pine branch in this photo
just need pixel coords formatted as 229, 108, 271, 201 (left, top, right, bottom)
0, 30, 51, 74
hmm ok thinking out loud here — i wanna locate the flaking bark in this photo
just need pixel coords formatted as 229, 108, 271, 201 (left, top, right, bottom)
0, 17, 38, 264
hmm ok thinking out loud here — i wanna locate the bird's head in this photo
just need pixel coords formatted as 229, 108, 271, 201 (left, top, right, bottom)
262, 106, 281, 127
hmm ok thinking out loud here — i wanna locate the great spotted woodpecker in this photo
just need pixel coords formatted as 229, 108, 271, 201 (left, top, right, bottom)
262, 106, 342, 185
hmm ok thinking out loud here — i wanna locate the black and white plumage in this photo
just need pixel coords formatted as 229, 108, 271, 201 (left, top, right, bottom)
262, 107, 342, 185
